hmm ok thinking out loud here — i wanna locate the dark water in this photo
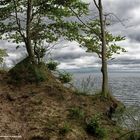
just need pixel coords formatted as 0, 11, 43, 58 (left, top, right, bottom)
71, 70, 140, 107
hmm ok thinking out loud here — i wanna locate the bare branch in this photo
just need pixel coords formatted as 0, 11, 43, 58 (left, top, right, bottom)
68, 6, 101, 39
106, 13, 126, 27
93, 0, 99, 10
46, 40, 64, 53
12, 0, 26, 43
115, 130, 140, 140
97, 53, 102, 59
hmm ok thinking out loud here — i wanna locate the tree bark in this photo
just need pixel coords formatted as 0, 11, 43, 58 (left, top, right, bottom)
26, 0, 35, 63
98, 0, 109, 97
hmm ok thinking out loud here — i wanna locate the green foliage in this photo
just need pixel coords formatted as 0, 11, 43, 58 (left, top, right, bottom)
0, 0, 88, 51
86, 115, 100, 134
58, 71, 72, 83
0, 49, 8, 64
78, 20, 126, 60
32, 65, 47, 83
69, 107, 84, 119
34, 45, 47, 64
46, 61, 59, 71
59, 123, 71, 135
86, 114, 107, 139
9, 57, 47, 84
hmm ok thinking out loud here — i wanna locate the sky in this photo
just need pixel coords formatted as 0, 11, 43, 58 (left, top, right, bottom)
0, 0, 140, 71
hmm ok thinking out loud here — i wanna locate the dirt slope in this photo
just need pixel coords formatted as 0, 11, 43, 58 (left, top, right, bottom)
0, 70, 122, 140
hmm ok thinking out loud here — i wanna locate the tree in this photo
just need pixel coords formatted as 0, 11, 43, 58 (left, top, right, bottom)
98, 0, 109, 97
0, 0, 88, 64
69, 0, 126, 97
85, 0, 126, 97
93, 0, 126, 97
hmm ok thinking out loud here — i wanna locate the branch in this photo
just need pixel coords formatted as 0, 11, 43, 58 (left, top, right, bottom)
68, 6, 101, 39
46, 40, 64, 53
93, 0, 99, 10
115, 130, 140, 140
97, 53, 102, 59
12, 0, 26, 43
106, 13, 126, 27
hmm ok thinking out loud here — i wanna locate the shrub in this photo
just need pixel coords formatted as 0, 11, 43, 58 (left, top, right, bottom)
86, 115, 100, 134
86, 115, 107, 139
69, 107, 84, 119
34, 65, 47, 83
8, 57, 47, 84
95, 127, 107, 139
59, 123, 71, 135
0, 49, 8, 65
34, 46, 46, 64
58, 71, 72, 84
46, 61, 59, 71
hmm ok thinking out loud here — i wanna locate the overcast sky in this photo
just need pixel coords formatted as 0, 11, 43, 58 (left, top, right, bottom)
0, 0, 140, 70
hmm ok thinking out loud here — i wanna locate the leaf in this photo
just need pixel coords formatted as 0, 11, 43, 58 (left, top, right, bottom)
16, 45, 20, 49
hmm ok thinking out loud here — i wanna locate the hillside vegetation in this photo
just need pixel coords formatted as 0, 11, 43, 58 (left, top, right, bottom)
0, 61, 125, 140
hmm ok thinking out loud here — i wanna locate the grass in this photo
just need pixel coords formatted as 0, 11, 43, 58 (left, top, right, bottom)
85, 114, 107, 139
0, 64, 127, 140
68, 107, 85, 119
59, 122, 71, 135
74, 90, 88, 96
73, 76, 94, 95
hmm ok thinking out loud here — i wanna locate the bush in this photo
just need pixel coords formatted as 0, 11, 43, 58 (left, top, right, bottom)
58, 71, 72, 84
86, 115, 100, 134
46, 61, 59, 71
59, 123, 71, 135
8, 57, 47, 84
34, 46, 46, 64
95, 127, 107, 139
69, 107, 84, 119
86, 115, 107, 139
0, 49, 8, 65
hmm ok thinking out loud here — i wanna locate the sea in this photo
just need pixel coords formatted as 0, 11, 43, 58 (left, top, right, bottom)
66, 68, 140, 107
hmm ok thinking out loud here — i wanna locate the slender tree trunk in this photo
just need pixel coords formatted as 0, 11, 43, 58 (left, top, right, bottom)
98, 0, 109, 97
26, 0, 35, 63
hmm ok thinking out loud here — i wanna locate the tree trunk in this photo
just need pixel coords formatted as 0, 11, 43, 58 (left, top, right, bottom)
98, 0, 109, 97
26, 0, 35, 63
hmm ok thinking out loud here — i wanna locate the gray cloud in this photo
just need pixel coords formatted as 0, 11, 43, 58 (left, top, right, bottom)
0, 0, 140, 70
127, 28, 140, 42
